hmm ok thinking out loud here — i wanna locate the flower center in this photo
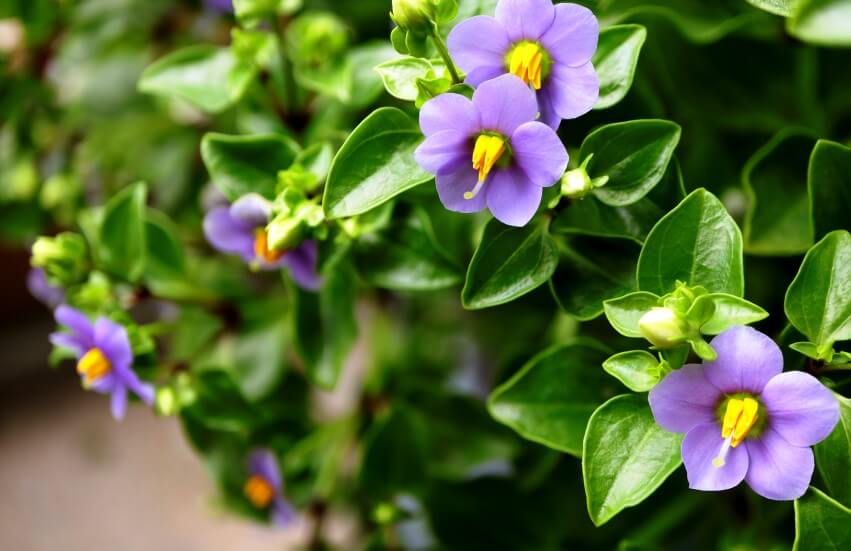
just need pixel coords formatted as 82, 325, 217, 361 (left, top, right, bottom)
244, 474, 276, 508
507, 41, 550, 90
77, 347, 111, 385
254, 229, 285, 264
712, 396, 759, 468
467, 133, 508, 200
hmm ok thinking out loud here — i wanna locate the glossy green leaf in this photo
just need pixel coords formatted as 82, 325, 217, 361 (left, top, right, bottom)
374, 56, 434, 102
794, 487, 851, 550
603, 291, 660, 337
809, 140, 851, 241
785, 231, 851, 348
97, 182, 147, 282
488, 340, 614, 457
788, 0, 851, 47
462, 217, 558, 310
815, 394, 851, 508
138, 45, 255, 113
201, 133, 300, 201
746, 0, 796, 16
694, 293, 769, 335
637, 189, 744, 296
583, 394, 683, 526
582, 119, 681, 207
550, 235, 640, 320
603, 350, 662, 392
324, 108, 431, 218
593, 24, 647, 110
743, 130, 815, 255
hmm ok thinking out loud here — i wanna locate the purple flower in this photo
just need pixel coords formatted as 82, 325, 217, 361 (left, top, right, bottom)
204, 0, 233, 14
414, 74, 568, 226
649, 326, 840, 501
49, 305, 155, 420
203, 193, 321, 290
244, 449, 297, 527
27, 268, 64, 309
447, 0, 599, 129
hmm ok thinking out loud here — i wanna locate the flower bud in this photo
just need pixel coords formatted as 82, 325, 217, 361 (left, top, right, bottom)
638, 307, 691, 348
31, 232, 89, 287
287, 12, 349, 67
561, 167, 593, 198
391, 0, 437, 34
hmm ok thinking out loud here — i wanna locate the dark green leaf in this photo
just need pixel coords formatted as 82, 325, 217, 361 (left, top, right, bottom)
809, 140, 851, 241
603, 350, 662, 392
794, 487, 851, 550
360, 406, 428, 498
593, 24, 647, 110
815, 394, 851, 508
97, 182, 147, 282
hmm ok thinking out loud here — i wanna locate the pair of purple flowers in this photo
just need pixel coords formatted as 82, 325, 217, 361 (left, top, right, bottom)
415, 0, 598, 227
650, 326, 839, 500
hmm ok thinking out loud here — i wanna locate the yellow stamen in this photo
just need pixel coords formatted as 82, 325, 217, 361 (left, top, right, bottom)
713, 397, 760, 468
470, 133, 506, 188
508, 42, 545, 90
77, 348, 111, 385
254, 229, 286, 264
244, 475, 275, 508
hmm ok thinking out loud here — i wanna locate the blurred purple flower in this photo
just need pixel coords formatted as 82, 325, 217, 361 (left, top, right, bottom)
244, 449, 297, 526
203, 193, 321, 290
50, 305, 155, 420
447, 0, 599, 129
649, 326, 839, 500
414, 74, 568, 227
205, 0, 234, 14
27, 268, 64, 309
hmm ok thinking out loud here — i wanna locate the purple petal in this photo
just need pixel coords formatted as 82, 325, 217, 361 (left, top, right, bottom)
744, 428, 813, 501
231, 194, 272, 227
495, 0, 556, 42
271, 498, 297, 527
89, 373, 118, 394
761, 372, 839, 447
283, 240, 322, 291
649, 364, 723, 434
510, 121, 568, 187
544, 61, 599, 121
682, 423, 749, 492
473, 74, 538, 136
27, 268, 64, 308
539, 3, 599, 67
123, 370, 156, 405
466, 65, 510, 88
485, 167, 542, 227
536, 88, 560, 129
415, 130, 472, 176
447, 16, 510, 77
50, 332, 88, 357
435, 168, 488, 214
110, 385, 128, 421
703, 326, 783, 395
419, 93, 480, 138
93, 317, 133, 371
204, 207, 256, 262
55, 305, 94, 346
249, 449, 282, 491
205, 0, 233, 14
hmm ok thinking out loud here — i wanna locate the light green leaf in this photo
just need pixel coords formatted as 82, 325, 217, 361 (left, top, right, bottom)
788, 0, 851, 47
603, 291, 660, 337
375, 56, 434, 102
603, 350, 663, 392
815, 394, 851, 508
97, 182, 147, 282
695, 293, 769, 335
809, 140, 851, 241
593, 24, 647, 110
794, 487, 851, 550
746, 0, 796, 16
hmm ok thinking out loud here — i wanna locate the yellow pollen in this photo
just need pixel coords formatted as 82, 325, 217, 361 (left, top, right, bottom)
254, 229, 286, 264
244, 475, 275, 508
509, 42, 545, 90
77, 348, 111, 385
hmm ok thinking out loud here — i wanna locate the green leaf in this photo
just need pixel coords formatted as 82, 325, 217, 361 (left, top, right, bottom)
788, 0, 851, 47
746, 0, 796, 16
138, 45, 255, 113
638, 189, 745, 296
354, 207, 461, 291
323, 108, 431, 218
583, 394, 683, 526
603, 291, 660, 337
794, 487, 851, 550
97, 182, 147, 282
785, 230, 851, 348
549, 235, 640, 320
229, 304, 289, 401
462, 217, 558, 310
603, 350, 662, 392
581, 119, 681, 207
593, 24, 647, 110
743, 130, 815, 255
201, 133, 300, 201
694, 293, 769, 335
809, 140, 851, 241
815, 394, 851, 508
374, 56, 434, 102
360, 406, 429, 498
488, 340, 614, 457
348, 41, 397, 109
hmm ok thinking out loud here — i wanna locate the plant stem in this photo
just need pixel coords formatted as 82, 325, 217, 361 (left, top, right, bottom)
429, 28, 462, 85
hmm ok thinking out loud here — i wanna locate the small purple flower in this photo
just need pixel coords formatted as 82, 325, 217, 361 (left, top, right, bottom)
203, 193, 321, 290
49, 305, 155, 420
414, 74, 568, 227
244, 449, 297, 527
649, 326, 840, 501
27, 268, 64, 309
204, 0, 234, 14
447, 0, 599, 129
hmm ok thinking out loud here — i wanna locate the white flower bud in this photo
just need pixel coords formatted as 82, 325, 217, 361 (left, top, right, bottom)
638, 307, 691, 348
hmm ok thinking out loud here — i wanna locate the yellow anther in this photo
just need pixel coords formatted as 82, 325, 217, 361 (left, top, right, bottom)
254, 229, 286, 264
721, 398, 744, 438
720, 397, 759, 447
77, 348, 111, 385
471, 135, 506, 183
244, 475, 276, 508
508, 42, 545, 90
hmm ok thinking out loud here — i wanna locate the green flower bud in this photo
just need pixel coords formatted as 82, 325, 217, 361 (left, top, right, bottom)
638, 307, 692, 348
561, 166, 593, 198
391, 0, 437, 34
31, 232, 89, 287
287, 12, 349, 67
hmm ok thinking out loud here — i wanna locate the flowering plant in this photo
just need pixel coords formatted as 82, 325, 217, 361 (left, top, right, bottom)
6, 0, 851, 548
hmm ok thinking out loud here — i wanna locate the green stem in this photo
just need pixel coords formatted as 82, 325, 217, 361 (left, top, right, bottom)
273, 16, 298, 113
429, 28, 462, 85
